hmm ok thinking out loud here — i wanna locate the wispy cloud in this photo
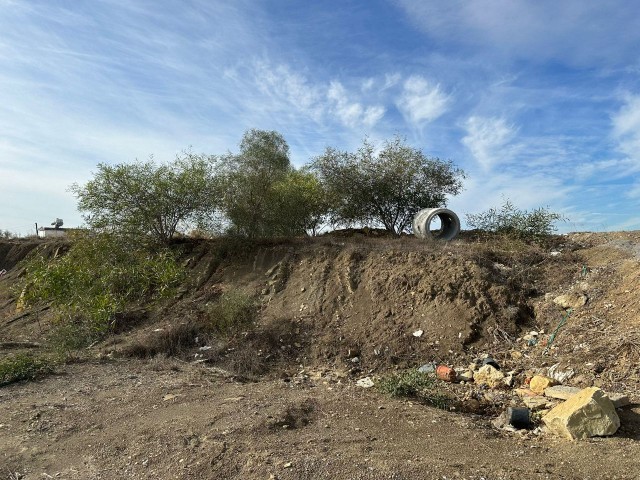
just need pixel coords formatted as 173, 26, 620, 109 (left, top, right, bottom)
461, 116, 516, 170
393, 0, 640, 67
396, 76, 450, 125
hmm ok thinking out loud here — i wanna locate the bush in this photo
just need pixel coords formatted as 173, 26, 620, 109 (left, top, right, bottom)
465, 199, 565, 240
18, 232, 185, 350
377, 369, 451, 407
205, 290, 256, 333
0, 354, 55, 387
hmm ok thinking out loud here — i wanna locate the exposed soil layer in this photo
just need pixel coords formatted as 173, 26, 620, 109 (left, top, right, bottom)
1, 231, 640, 479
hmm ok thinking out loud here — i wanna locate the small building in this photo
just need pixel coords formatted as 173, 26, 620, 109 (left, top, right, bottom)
37, 227, 68, 238
37, 218, 68, 238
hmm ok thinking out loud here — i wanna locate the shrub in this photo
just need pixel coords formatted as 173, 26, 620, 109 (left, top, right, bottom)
465, 199, 565, 240
205, 290, 256, 333
377, 369, 451, 407
0, 354, 55, 387
18, 232, 184, 350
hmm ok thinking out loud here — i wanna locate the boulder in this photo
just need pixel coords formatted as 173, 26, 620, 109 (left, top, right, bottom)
529, 375, 556, 394
607, 393, 630, 408
542, 387, 620, 439
473, 364, 505, 388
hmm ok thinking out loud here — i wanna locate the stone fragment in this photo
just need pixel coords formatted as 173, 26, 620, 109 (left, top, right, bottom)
607, 393, 630, 408
529, 375, 556, 394
542, 387, 620, 439
521, 395, 552, 411
356, 377, 374, 388
455, 368, 474, 383
473, 364, 505, 388
553, 293, 588, 309
515, 388, 538, 398
544, 385, 581, 400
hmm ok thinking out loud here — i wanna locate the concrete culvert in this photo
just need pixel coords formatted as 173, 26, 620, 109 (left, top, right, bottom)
412, 208, 460, 241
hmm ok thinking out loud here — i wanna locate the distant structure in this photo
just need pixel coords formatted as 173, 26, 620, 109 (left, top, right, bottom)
37, 218, 68, 238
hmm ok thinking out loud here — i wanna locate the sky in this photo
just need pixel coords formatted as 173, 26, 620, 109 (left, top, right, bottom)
2, 0, 640, 235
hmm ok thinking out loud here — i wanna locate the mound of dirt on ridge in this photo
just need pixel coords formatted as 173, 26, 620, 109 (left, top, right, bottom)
257, 241, 533, 370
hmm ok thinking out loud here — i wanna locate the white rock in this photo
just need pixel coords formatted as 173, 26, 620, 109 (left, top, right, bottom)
356, 377, 374, 388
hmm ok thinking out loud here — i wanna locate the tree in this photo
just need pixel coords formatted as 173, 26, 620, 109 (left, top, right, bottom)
71, 152, 218, 243
267, 169, 330, 236
217, 129, 292, 237
311, 136, 465, 234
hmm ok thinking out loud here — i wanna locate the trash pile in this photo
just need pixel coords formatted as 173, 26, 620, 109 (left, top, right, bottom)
364, 353, 631, 441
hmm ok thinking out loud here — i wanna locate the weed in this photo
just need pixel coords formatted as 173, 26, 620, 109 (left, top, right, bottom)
377, 369, 451, 408
0, 354, 55, 387
205, 290, 256, 333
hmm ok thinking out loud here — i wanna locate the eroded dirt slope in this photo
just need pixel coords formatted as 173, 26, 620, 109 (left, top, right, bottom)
1, 231, 640, 479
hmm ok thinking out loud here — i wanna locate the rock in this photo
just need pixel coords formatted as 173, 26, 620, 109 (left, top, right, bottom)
515, 388, 538, 398
607, 393, 630, 408
412, 329, 424, 337
542, 387, 620, 439
503, 373, 514, 387
356, 377, 374, 388
544, 385, 581, 400
553, 293, 588, 309
529, 375, 556, 394
521, 395, 552, 411
473, 364, 505, 388
455, 368, 474, 383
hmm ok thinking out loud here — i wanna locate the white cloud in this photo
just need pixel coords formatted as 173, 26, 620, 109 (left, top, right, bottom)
612, 94, 640, 161
461, 116, 516, 169
396, 76, 449, 125
327, 81, 385, 128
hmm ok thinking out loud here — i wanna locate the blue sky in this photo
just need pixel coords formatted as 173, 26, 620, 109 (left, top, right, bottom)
2, 0, 640, 235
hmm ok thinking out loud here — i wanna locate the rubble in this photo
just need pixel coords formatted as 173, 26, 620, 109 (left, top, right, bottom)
544, 385, 581, 400
529, 375, 556, 394
473, 364, 505, 388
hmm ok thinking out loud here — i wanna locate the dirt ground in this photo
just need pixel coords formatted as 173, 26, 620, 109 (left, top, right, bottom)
1, 231, 640, 479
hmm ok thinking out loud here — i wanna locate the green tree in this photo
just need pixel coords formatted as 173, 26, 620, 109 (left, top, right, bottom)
311, 136, 465, 234
268, 169, 330, 236
217, 129, 293, 237
71, 152, 218, 243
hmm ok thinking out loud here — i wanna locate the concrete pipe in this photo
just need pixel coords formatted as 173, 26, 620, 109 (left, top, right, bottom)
412, 208, 460, 241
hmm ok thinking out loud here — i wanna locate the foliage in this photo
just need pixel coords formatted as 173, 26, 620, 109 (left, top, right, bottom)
70, 152, 218, 244
377, 369, 450, 407
0, 354, 55, 387
311, 136, 464, 234
1, 229, 17, 239
268, 169, 330, 236
19, 233, 184, 349
465, 199, 565, 240
216, 129, 328, 237
205, 290, 256, 333
217, 129, 291, 237
377, 369, 436, 397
